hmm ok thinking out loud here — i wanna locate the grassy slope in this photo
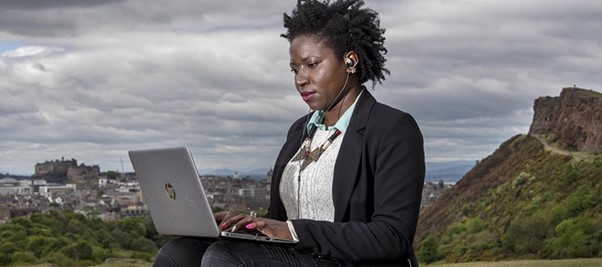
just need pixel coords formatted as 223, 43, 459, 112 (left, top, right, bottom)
427, 258, 602, 267
416, 134, 602, 262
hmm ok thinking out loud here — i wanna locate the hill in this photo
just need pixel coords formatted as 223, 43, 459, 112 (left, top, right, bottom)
426, 161, 475, 184
415, 87, 602, 264
0, 210, 164, 266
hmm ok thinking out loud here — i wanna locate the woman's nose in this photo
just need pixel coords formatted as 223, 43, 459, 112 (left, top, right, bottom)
295, 69, 309, 88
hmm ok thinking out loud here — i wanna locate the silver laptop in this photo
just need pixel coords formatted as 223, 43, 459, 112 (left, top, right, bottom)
128, 146, 296, 244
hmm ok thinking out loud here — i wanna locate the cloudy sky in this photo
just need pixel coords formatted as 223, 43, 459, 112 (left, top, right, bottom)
1, 0, 601, 176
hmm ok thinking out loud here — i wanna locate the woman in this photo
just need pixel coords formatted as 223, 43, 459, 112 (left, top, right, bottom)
154, 0, 424, 266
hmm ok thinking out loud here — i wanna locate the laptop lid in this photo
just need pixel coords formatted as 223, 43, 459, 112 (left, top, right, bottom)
129, 146, 297, 244
129, 147, 220, 238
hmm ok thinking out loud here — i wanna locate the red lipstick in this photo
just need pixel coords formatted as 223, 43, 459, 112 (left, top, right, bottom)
301, 91, 315, 102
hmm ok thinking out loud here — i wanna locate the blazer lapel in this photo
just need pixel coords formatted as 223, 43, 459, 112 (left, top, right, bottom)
275, 118, 308, 172
333, 89, 375, 222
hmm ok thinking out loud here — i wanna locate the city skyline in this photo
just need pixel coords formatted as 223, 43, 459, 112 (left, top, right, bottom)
1, 0, 601, 175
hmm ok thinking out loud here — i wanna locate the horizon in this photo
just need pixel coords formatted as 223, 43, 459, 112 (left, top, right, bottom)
2, 0, 601, 175
2, 159, 476, 181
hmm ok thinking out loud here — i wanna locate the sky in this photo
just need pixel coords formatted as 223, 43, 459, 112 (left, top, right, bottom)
1, 0, 601, 176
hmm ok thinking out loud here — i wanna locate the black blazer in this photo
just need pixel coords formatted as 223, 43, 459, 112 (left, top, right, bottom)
267, 89, 425, 266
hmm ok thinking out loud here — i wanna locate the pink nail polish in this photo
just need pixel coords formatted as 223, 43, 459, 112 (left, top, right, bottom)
245, 223, 254, 229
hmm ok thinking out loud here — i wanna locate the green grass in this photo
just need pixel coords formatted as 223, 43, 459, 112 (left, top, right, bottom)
570, 150, 602, 163
22, 258, 602, 267
19, 259, 152, 267
426, 258, 602, 267
92, 258, 151, 267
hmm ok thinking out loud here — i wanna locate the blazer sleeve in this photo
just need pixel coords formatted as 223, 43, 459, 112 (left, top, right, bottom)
291, 109, 425, 263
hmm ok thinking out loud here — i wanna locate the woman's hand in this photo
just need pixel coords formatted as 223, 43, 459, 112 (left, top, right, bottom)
245, 218, 293, 241
214, 210, 245, 231
214, 210, 293, 241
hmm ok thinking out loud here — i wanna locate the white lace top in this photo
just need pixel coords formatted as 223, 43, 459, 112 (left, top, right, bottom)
279, 127, 345, 221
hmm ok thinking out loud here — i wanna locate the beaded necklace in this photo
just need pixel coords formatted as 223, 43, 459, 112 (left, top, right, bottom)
291, 126, 342, 172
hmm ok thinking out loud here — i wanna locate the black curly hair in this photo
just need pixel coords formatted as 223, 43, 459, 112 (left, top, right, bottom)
281, 0, 389, 87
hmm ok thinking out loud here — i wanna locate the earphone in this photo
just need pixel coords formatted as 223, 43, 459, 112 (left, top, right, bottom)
345, 58, 353, 67
345, 57, 354, 68
345, 57, 357, 73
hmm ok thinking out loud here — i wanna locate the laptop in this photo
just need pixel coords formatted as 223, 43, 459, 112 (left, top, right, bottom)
128, 146, 296, 244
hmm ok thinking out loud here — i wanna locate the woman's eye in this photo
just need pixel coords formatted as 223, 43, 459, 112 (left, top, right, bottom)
290, 68, 298, 74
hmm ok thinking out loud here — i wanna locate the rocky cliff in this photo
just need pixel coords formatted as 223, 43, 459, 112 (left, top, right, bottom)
415, 87, 602, 263
529, 87, 602, 153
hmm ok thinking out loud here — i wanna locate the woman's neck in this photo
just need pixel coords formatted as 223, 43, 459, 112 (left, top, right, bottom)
323, 84, 361, 126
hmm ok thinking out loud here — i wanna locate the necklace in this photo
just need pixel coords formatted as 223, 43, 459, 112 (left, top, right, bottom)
291, 127, 342, 172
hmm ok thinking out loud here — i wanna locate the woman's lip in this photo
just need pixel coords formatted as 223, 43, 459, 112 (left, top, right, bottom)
301, 91, 315, 102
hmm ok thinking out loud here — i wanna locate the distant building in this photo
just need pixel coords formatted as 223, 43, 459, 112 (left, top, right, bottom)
34, 157, 100, 183
0, 178, 31, 196
38, 183, 76, 198
266, 168, 273, 185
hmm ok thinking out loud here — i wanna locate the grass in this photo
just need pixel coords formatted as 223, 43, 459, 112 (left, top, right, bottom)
21, 258, 602, 267
426, 258, 602, 267
93, 258, 151, 267
21, 259, 152, 267
570, 150, 602, 163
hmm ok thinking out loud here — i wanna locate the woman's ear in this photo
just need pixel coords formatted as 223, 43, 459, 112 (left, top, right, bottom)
344, 51, 359, 73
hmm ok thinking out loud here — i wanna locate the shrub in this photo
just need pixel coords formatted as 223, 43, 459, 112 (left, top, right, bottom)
41, 251, 74, 267
501, 213, 551, 254
545, 217, 597, 258
61, 241, 94, 261
27, 235, 52, 258
0, 242, 17, 254
130, 237, 159, 254
418, 235, 440, 264
465, 217, 486, 234
92, 246, 113, 262
0, 253, 11, 266
11, 251, 38, 264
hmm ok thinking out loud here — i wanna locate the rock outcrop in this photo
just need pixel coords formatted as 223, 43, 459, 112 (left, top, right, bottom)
529, 87, 602, 153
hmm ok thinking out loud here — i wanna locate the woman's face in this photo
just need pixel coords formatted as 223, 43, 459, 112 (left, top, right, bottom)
289, 35, 348, 111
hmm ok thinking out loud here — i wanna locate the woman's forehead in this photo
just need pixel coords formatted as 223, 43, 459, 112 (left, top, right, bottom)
289, 35, 335, 59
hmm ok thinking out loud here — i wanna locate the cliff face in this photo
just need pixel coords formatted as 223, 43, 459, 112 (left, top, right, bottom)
529, 87, 602, 152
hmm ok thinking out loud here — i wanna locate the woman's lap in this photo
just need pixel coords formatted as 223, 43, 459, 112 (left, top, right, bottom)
153, 237, 338, 267
153, 237, 213, 267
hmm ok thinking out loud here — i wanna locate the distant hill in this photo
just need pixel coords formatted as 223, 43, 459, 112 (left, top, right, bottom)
198, 168, 270, 180
415, 87, 602, 264
425, 161, 475, 184
198, 163, 472, 183
0, 173, 31, 180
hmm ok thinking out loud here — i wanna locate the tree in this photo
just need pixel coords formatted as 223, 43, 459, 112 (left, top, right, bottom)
0, 253, 11, 266
419, 235, 440, 264
61, 241, 93, 262
26, 235, 52, 258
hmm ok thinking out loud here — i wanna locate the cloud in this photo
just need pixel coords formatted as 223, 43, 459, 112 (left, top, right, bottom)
1, 46, 65, 58
0, 0, 293, 37
1, 0, 601, 175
